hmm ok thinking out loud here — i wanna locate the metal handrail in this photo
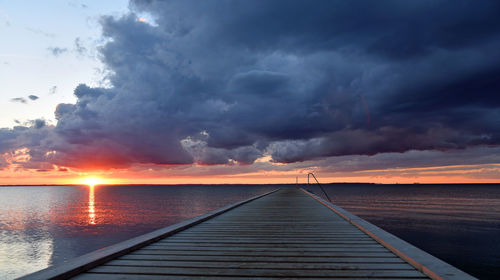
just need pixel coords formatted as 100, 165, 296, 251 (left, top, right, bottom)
307, 173, 332, 203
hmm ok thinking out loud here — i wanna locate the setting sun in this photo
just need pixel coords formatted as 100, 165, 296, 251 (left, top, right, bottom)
80, 177, 105, 187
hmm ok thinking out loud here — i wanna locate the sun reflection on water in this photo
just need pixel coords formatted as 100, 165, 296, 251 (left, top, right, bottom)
88, 186, 96, 225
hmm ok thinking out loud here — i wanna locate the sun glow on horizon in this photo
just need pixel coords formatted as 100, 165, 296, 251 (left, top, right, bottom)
80, 177, 106, 187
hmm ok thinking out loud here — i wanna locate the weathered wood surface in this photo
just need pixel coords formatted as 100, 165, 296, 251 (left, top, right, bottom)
71, 188, 432, 280
22, 188, 477, 280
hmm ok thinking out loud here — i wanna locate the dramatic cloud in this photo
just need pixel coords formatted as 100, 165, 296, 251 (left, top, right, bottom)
2, 0, 500, 173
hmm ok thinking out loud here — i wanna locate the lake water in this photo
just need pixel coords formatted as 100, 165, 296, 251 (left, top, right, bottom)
0, 184, 498, 279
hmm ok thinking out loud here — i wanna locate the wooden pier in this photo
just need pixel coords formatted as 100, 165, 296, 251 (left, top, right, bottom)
21, 188, 476, 280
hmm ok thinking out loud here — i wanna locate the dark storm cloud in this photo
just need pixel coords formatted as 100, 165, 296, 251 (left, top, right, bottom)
142, 146, 500, 178
2, 0, 500, 170
32, 119, 46, 129
0, 122, 53, 170
317, 147, 500, 174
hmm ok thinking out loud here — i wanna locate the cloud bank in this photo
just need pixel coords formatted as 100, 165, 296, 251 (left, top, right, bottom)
2, 0, 500, 174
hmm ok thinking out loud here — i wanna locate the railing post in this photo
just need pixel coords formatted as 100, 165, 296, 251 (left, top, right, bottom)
307, 172, 332, 203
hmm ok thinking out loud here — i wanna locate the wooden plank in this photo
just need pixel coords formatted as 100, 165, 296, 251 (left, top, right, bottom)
190, 228, 360, 231
140, 245, 388, 252
105, 259, 416, 270
145, 243, 386, 249
176, 230, 366, 234
73, 273, 430, 280
164, 238, 376, 242
156, 239, 379, 244
155, 240, 379, 245
173, 233, 371, 238
178, 230, 368, 234
150, 242, 384, 248
183, 229, 362, 232
184, 223, 358, 225
119, 254, 406, 263
87, 265, 426, 278
171, 232, 371, 236
130, 248, 396, 257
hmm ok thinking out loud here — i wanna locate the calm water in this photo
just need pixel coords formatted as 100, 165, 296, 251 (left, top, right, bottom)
0, 184, 498, 279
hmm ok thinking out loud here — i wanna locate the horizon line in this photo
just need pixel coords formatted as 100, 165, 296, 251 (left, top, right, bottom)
1, 182, 499, 187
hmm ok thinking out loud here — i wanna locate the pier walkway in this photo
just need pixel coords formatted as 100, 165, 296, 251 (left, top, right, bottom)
22, 188, 476, 280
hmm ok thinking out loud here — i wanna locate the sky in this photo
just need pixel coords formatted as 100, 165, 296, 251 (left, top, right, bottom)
1, 0, 500, 185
